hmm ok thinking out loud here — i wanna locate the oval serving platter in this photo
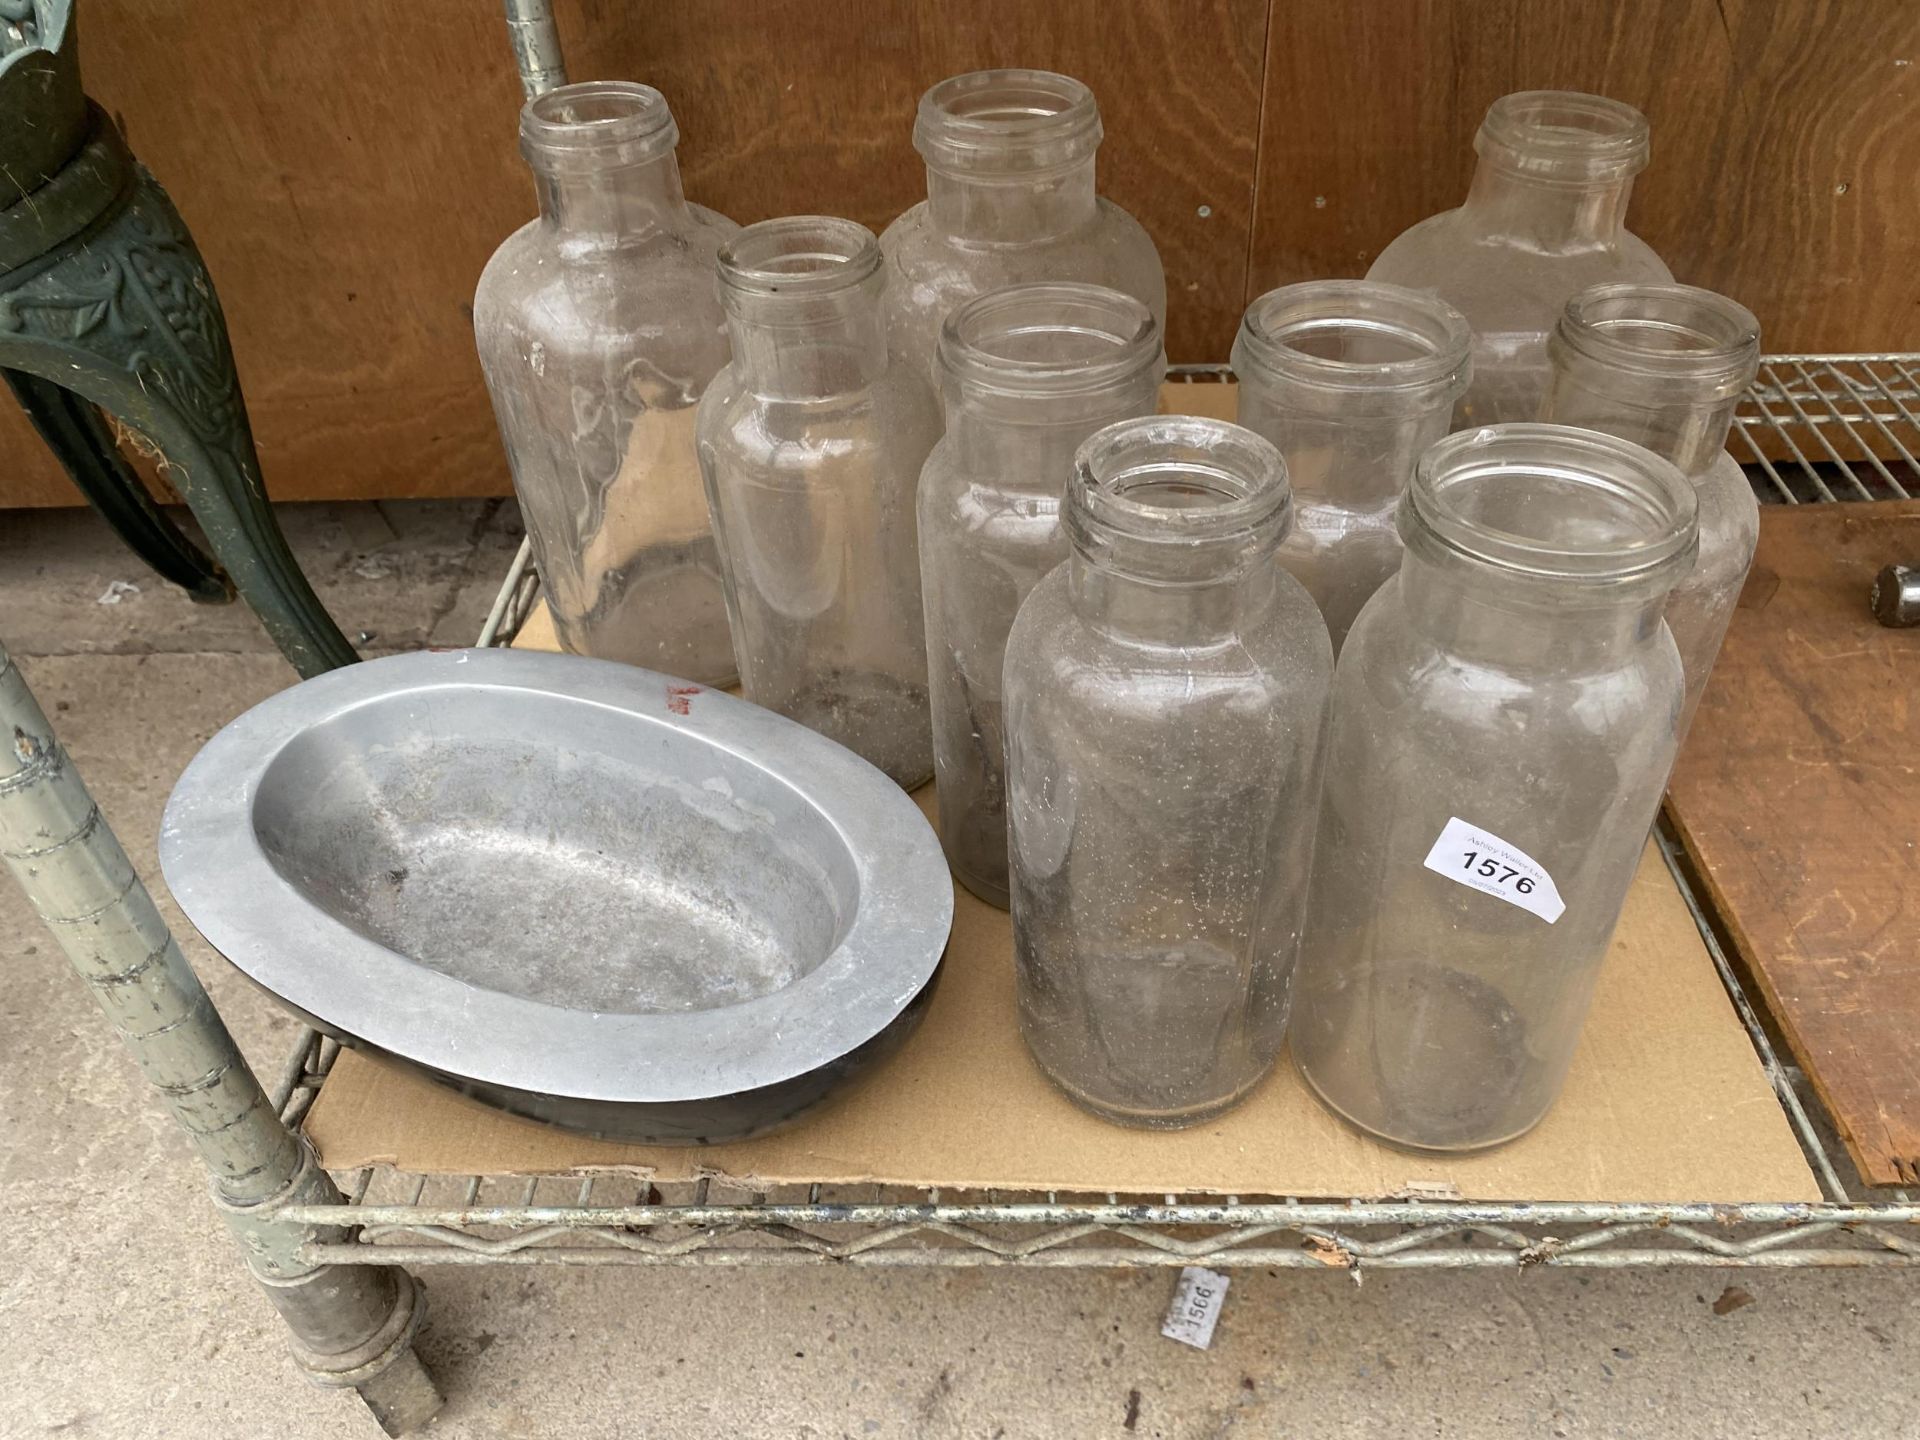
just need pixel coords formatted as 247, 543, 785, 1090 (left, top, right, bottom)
160, 647, 953, 1144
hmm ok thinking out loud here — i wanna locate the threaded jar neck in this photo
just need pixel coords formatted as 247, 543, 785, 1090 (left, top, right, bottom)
915, 69, 1103, 179
1067, 416, 1291, 585
939, 283, 1163, 425
1544, 284, 1760, 476
520, 81, 680, 172
1233, 281, 1472, 418
1472, 91, 1650, 188
1400, 423, 1697, 600
1552, 284, 1760, 399
718, 217, 887, 396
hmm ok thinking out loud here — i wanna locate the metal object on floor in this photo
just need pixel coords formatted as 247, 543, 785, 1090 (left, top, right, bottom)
247, 356, 1920, 1296
1871, 563, 1920, 627
0, 3, 356, 676
160, 647, 953, 1143
0, 639, 441, 1435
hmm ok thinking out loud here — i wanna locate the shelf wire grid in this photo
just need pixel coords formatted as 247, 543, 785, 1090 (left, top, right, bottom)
273, 355, 1920, 1272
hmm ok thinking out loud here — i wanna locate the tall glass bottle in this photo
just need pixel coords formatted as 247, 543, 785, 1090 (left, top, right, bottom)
474, 81, 739, 682
1232, 281, 1472, 654
696, 216, 941, 788
1004, 417, 1333, 1128
920, 283, 1165, 907
1291, 425, 1698, 1152
1367, 91, 1671, 427
1543, 283, 1761, 741
879, 69, 1167, 395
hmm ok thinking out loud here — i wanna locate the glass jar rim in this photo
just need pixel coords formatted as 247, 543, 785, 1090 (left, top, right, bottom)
1069, 416, 1292, 574
1475, 90, 1650, 184
914, 69, 1103, 177
939, 283, 1161, 401
1406, 424, 1697, 586
1234, 281, 1473, 401
717, 215, 883, 298
1552, 283, 1761, 398
520, 81, 679, 167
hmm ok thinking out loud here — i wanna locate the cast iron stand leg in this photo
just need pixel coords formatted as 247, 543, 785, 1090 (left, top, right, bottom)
4, 367, 232, 602
0, 640, 441, 1435
0, 106, 357, 678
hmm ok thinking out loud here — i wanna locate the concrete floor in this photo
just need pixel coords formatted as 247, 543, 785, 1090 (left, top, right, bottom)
0, 500, 1914, 1440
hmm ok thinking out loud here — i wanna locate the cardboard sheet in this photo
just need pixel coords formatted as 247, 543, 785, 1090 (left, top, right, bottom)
304, 376, 1817, 1201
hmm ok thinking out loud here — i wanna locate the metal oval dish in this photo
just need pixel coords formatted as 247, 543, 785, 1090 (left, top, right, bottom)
160, 648, 952, 1144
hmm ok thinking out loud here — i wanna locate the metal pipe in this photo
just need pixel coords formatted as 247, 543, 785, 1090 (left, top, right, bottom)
502, 0, 567, 99
0, 640, 442, 1435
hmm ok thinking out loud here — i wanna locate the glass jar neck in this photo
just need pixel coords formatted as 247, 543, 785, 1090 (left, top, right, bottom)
1069, 553, 1278, 647
1459, 91, 1651, 253
519, 80, 689, 247
1394, 545, 1671, 668
1232, 281, 1473, 504
914, 69, 1104, 243
1461, 162, 1634, 251
941, 283, 1163, 487
1394, 422, 1697, 666
1543, 284, 1761, 479
719, 217, 889, 399
1064, 416, 1291, 645
925, 159, 1100, 242
533, 154, 689, 244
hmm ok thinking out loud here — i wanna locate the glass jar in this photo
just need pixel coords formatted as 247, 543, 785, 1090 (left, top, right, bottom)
1291, 425, 1699, 1152
1367, 91, 1671, 428
879, 69, 1167, 397
696, 216, 941, 788
1003, 416, 1333, 1127
920, 283, 1165, 907
1232, 281, 1472, 654
474, 82, 739, 683
1543, 283, 1762, 741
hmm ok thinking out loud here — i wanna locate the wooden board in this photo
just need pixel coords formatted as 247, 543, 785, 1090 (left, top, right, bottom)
302, 596, 1819, 1203
1667, 500, 1920, 1187
1249, 0, 1920, 351
0, 0, 1265, 507
8, 2, 1916, 508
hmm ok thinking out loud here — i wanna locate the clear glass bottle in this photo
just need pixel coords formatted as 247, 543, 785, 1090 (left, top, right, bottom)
1542, 283, 1762, 741
474, 81, 739, 683
1003, 416, 1333, 1127
920, 283, 1166, 907
879, 69, 1167, 397
1291, 425, 1698, 1152
696, 216, 941, 788
1232, 281, 1472, 654
1366, 91, 1671, 428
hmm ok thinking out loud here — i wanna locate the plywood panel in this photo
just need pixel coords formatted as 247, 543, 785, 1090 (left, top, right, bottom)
1248, 0, 1920, 352
1666, 500, 1920, 1187
0, 0, 1266, 508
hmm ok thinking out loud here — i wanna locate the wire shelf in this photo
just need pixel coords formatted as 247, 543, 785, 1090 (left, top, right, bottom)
276, 355, 1920, 1272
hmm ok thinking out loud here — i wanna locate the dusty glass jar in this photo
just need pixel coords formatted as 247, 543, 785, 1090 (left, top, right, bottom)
879, 69, 1167, 396
1367, 91, 1671, 428
1003, 416, 1333, 1128
920, 283, 1165, 907
696, 216, 940, 788
1542, 283, 1762, 741
1232, 281, 1472, 654
474, 82, 739, 682
1291, 425, 1698, 1152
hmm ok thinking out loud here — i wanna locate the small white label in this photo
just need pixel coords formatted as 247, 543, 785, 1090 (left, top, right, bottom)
1422, 816, 1566, 924
1161, 1266, 1230, 1350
